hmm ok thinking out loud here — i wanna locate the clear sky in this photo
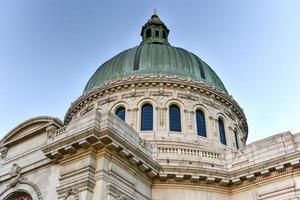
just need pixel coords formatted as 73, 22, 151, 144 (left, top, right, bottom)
0, 0, 299, 143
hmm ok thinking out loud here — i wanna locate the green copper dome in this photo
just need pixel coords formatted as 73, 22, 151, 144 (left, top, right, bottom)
84, 12, 228, 94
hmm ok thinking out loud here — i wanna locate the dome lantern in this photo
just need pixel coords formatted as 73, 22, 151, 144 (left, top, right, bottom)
140, 9, 170, 45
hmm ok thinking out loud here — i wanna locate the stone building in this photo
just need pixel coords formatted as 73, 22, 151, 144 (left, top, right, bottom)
1, 12, 300, 200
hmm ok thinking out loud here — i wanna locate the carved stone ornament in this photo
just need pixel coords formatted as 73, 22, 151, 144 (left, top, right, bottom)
117, 194, 128, 200
0, 146, 8, 160
139, 138, 146, 147
46, 124, 59, 140
64, 188, 79, 200
0, 164, 43, 200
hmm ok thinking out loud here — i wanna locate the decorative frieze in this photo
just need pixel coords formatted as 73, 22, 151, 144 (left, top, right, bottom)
64, 75, 248, 140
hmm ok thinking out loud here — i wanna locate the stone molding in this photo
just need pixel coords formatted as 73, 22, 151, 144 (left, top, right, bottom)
155, 158, 300, 189
0, 116, 63, 146
43, 111, 160, 179
64, 75, 248, 139
0, 164, 43, 200
107, 183, 134, 200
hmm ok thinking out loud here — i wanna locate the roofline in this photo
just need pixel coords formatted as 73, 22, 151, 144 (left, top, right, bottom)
0, 116, 63, 145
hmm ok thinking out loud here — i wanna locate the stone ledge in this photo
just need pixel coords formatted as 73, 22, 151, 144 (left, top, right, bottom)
43, 111, 160, 179
156, 158, 300, 187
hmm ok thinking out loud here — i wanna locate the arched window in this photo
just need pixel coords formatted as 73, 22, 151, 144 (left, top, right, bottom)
196, 109, 206, 137
155, 30, 159, 37
4, 191, 32, 200
115, 107, 125, 121
218, 118, 227, 145
234, 128, 239, 149
141, 103, 153, 131
146, 29, 151, 38
169, 104, 181, 132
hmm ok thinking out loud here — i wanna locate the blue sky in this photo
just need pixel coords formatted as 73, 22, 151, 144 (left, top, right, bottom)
0, 0, 299, 143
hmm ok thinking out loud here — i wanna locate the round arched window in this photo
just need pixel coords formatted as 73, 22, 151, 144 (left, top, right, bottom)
141, 103, 153, 131
169, 104, 181, 132
218, 118, 227, 145
115, 107, 126, 121
4, 191, 32, 200
196, 109, 206, 137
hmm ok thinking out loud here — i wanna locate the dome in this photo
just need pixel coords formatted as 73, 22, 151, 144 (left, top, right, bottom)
84, 45, 228, 94
84, 12, 228, 94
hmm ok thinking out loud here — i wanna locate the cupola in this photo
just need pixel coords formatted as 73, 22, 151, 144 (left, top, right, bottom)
140, 9, 170, 45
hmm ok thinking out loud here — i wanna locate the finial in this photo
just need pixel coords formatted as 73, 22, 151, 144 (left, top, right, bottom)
153, 8, 157, 16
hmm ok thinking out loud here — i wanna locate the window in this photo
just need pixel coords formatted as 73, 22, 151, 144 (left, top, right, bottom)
169, 104, 181, 132
234, 129, 239, 149
5, 191, 32, 200
218, 118, 227, 145
115, 107, 125, 121
141, 104, 153, 131
146, 29, 151, 38
155, 30, 159, 37
196, 109, 206, 137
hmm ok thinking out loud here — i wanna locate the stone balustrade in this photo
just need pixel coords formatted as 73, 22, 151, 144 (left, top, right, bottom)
157, 147, 220, 159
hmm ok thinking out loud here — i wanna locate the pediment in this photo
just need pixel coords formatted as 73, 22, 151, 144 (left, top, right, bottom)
0, 116, 63, 146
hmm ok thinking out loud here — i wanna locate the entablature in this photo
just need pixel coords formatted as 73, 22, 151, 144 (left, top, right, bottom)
64, 75, 248, 140
43, 110, 160, 179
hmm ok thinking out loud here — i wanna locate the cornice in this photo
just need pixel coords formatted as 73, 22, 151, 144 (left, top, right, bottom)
43, 111, 160, 179
64, 75, 248, 140
154, 157, 300, 191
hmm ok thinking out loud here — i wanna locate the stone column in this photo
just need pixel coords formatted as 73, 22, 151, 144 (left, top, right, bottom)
127, 108, 138, 130
184, 110, 194, 135
156, 107, 167, 130
209, 116, 219, 142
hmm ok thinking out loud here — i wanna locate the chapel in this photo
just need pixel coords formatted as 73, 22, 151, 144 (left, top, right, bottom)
1, 11, 300, 200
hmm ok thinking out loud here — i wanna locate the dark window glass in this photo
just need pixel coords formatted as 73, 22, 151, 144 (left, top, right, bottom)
141, 104, 153, 131
155, 30, 159, 37
115, 107, 126, 121
218, 118, 227, 145
169, 105, 181, 132
234, 129, 239, 149
5, 191, 32, 200
196, 110, 206, 137
146, 29, 151, 38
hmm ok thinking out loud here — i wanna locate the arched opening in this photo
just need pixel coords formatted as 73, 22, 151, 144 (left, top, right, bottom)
169, 104, 181, 132
155, 30, 159, 37
146, 29, 151, 38
4, 191, 32, 200
196, 109, 206, 137
115, 107, 126, 121
141, 103, 153, 131
234, 128, 239, 149
218, 118, 227, 145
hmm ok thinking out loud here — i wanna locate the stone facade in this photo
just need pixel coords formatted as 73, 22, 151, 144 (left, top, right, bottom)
1, 76, 299, 200
1, 12, 299, 200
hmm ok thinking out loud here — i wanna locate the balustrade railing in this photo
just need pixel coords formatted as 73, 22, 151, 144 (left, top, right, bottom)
157, 146, 220, 159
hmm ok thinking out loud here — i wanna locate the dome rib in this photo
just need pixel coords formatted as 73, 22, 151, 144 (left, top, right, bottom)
84, 44, 228, 94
